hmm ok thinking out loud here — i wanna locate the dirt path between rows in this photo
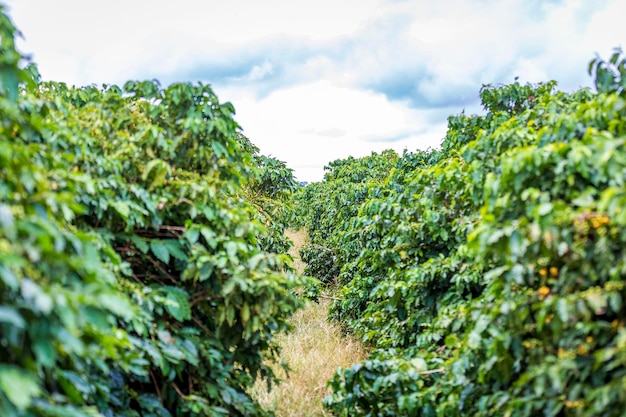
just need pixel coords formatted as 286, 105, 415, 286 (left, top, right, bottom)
251, 229, 367, 416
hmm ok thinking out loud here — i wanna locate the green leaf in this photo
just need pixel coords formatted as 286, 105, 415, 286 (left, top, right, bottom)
468, 331, 482, 349
0, 204, 14, 228
186, 227, 200, 244
160, 286, 191, 322
30, 403, 102, 417
445, 334, 459, 348
111, 200, 131, 221
150, 240, 170, 264
0, 68, 19, 102
609, 292, 622, 313
178, 339, 199, 366
138, 393, 163, 411
33, 339, 57, 368
142, 159, 171, 190
164, 240, 188, 261
160, 343, 185, 363
241, 303, 250, 325
410, 357, 427, 372
0, 306, 24, 328
221, 278, 237, 295
58, 371, 91, 404
98, 293, 134, 320
0, 366, 41, 409
200, 227, 217, 249
130, 235, 149, 254
586, 291, 607, 314
211, 141, 228, 159
537, 202, 553, 216
21, 279, 53, 314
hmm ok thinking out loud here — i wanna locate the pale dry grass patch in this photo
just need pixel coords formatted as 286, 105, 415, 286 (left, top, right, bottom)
285, 228, 308, 275
252, 299, 368, 416
251, 229, 368, 416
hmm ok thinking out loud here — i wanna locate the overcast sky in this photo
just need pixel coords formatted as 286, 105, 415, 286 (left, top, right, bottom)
4, 0, 625, 182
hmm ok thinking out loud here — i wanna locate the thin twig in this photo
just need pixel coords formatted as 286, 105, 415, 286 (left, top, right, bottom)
189, 289, 220, 307
135, 231, 180, 239
147, 257, 178, 284
129, 273, 144, 286
149, 369, 162, 400
419, 368, 445, 375
159, 225, 187, 232
313, 384, 328, 392
176, 198, 194, 206
319, 294, 343, 301
172, 382, 186, 399
192, 316, 211, 334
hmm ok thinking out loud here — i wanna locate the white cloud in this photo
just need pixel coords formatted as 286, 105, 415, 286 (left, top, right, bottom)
4, 0, 625, 182
232, 61, 274, 82
582, 0, 626, 57
7, 0, 378, 85
219, 81, 445, 182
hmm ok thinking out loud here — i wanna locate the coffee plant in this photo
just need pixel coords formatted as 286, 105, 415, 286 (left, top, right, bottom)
0, 7, 306, 417
318, 55, 626, 416
245, 145, 299, 255
291, 151, 399, 284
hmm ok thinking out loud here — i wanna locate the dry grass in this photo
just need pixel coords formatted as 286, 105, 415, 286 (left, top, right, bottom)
250, 229, 368, 416
252, 299, 368, 416
284, 228, 308, 275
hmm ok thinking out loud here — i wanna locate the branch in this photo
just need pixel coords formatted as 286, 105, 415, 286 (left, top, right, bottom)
176, 198, 194, 206
172, 382, 186, 400
192, 316, 211, 334
319, 294, 343, 301
149, 369, 162, 400
159, 225, 187, 232
135, 230, 180, 239
129, 273, 144, 286
419, 368, 445, 375
147, 257, 178, 284
189, 289, 221, 307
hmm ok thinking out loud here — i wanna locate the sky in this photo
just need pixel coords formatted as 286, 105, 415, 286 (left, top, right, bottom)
3, 0, 625, 182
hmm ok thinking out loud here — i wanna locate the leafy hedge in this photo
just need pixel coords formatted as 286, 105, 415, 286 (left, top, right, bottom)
291, 150, 400, 284
297, 50, 626, 416
0, 8, 305, 417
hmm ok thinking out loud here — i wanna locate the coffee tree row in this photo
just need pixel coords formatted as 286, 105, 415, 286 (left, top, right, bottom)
0, 7, 305, 417
291, 150, 400, 285
295, 50, 626, 416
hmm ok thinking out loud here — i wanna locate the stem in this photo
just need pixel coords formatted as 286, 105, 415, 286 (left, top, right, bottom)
419, 368, 445, 375
189, 289, 221, 307
192, 316, 211, 334
319, 294, 343, 301
172, 382, 186, 399
147, 257, 178, 284
149, 369, 162, 400
159, 225, 187, 232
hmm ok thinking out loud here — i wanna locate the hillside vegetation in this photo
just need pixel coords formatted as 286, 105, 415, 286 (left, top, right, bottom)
295, 51, 626, 416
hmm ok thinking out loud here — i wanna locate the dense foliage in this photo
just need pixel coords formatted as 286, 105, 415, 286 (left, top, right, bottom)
0, 8, 305, 417
293, 49, 626, 416
245, 148, 299, 256
291, 151, 399, 284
